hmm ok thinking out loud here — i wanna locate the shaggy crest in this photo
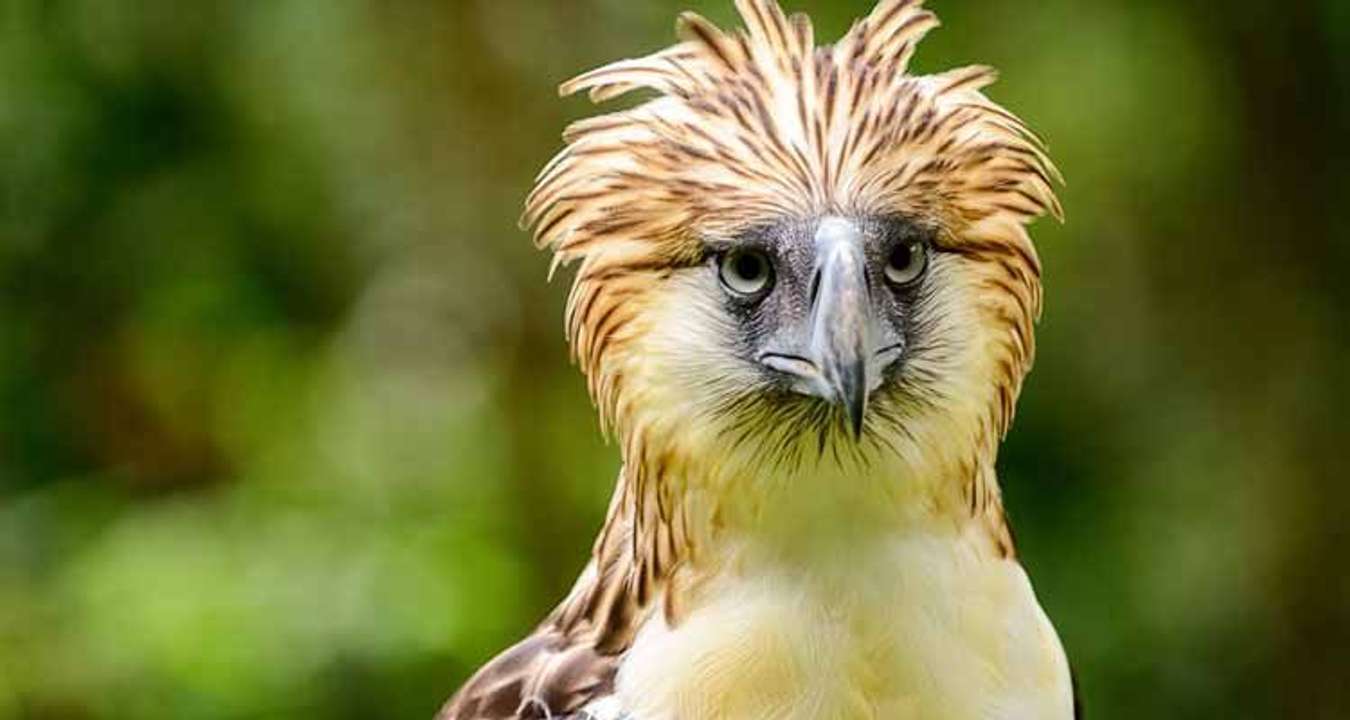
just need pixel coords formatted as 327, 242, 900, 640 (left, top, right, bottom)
524, 0, 1061, 429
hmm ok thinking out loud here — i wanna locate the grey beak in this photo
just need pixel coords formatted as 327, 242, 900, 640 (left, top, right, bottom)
757, 217, 879, 439
809, 218, 873, 438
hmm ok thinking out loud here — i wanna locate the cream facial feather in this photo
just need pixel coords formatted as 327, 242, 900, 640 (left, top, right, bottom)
439, 2, 1072, 718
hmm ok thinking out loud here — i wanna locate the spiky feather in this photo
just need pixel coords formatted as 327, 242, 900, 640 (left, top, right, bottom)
442, 2, 1064, 718
524, 0, 1058, 442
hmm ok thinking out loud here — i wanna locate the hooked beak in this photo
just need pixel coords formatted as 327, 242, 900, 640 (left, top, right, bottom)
761, 217, 875, 438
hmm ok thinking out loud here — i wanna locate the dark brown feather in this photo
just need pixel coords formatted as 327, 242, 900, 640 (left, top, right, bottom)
437, 466, 685, 720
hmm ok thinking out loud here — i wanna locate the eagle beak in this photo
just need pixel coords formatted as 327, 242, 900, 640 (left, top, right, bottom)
758, 218, 881, 439
808, 218, 873, 438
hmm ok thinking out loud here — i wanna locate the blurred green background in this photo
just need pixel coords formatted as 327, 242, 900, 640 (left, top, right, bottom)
2, 0, 1347, 718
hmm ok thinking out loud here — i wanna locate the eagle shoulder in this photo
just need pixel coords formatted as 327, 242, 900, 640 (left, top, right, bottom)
435, 627, 620, 720
438, 471, 678, 720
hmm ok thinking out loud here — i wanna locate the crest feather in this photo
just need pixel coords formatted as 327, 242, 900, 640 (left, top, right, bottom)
526, 0, 1062, 425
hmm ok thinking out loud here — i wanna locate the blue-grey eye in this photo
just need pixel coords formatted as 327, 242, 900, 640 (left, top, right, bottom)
719, 249, 774, 297
884, 241, 928, 286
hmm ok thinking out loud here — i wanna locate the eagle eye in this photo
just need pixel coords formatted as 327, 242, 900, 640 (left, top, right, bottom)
718, 249, 774, 298
884, 241, 928, 287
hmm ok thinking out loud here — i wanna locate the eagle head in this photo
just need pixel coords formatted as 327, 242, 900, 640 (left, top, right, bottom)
526, 0, 1061, 496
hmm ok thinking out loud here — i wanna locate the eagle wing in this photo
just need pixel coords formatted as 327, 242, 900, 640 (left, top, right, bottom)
434, 628, 620, 720
437, 472, 676, 720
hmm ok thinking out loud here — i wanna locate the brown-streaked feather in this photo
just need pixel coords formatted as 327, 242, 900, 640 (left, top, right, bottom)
524, 2, 1059, 444
438, 463, 692, 720
441, 0, 1065, 716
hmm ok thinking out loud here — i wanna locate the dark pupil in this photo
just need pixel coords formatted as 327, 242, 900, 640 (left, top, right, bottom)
890, 244, 914, 271
734, 253, 763, 280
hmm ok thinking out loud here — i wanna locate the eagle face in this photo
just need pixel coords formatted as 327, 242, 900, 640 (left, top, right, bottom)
688, 214, 933, 437
634, 212, 961, 458
528, 0, 1060, 484
613, 207, 1030, 506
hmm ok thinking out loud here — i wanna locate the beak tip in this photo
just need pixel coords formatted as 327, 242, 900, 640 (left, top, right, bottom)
844, 360, 867, 440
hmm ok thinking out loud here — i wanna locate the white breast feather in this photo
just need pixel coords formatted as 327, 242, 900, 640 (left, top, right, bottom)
613, 524, 1073, 720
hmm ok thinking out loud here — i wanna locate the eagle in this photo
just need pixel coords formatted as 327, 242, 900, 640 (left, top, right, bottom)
439, 1, 1073, 718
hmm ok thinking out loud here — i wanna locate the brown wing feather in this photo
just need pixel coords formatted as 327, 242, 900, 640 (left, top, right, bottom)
437, 470, 684, 720
435, 629, 619, 720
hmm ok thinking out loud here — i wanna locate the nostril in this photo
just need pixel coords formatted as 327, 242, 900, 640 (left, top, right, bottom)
874, 342, 905, 358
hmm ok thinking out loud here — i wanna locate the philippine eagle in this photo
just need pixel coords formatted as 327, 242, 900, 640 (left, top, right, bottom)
440, 1, 1074, 718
